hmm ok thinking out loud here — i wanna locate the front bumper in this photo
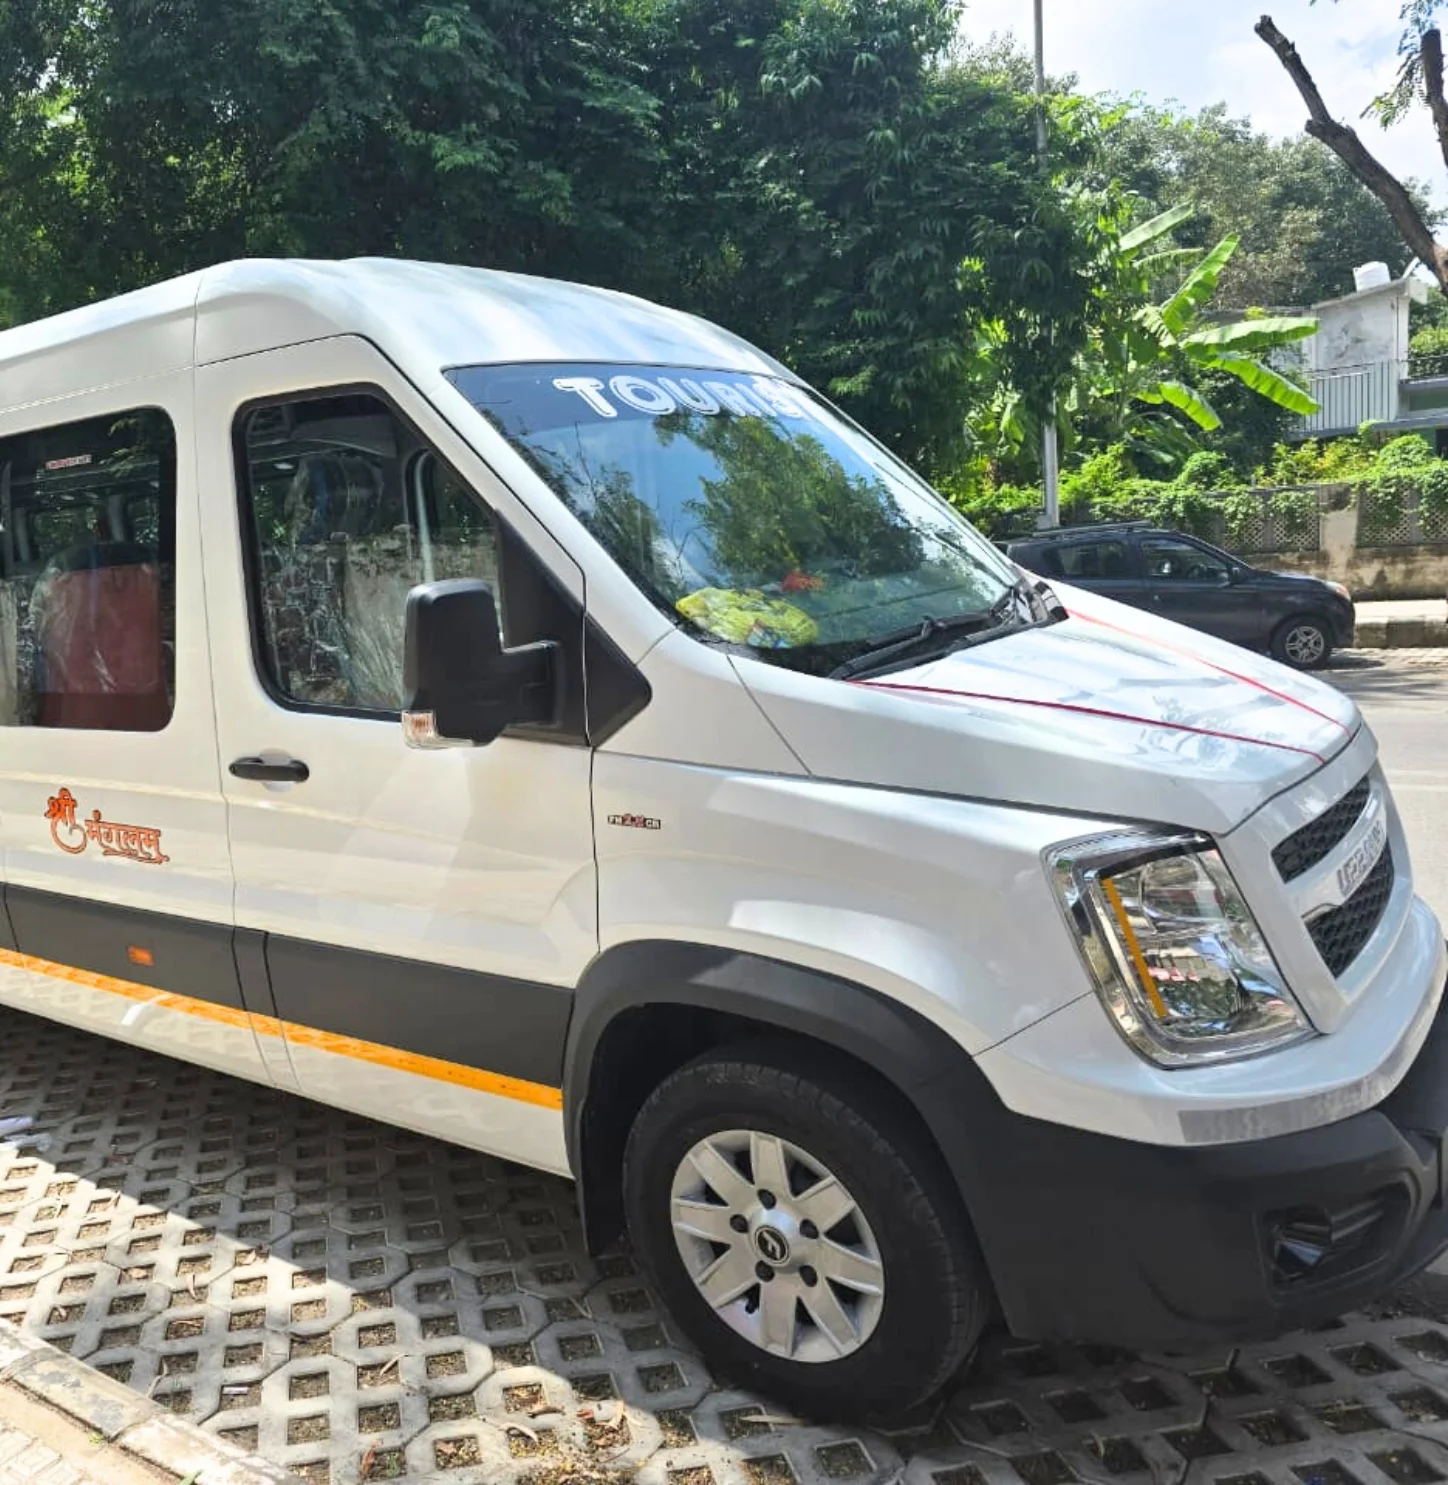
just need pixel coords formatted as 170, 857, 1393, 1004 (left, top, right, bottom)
956, 974, 1448, 1351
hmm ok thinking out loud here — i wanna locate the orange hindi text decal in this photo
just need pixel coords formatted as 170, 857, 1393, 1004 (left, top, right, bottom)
45, 788, 169, 866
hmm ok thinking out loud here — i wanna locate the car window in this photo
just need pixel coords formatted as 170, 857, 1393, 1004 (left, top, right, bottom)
0, 407, 176, 732
451, 362, 1019, 677
1050, 540, 1129, 581
1141, 538, 1229, 583
236, 391, 501, 714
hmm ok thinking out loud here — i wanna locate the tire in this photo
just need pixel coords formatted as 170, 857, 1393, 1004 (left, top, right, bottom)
1271, 615, 1333, 670
622, 1043, 990, 1421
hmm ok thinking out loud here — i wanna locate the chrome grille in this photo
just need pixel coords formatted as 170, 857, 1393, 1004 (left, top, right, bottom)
1272, 775, 1371, 883
1307, 844, 1395, 976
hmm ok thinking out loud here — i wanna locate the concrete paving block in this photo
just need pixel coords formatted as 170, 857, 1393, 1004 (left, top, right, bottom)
12, 1006, 1448, 1485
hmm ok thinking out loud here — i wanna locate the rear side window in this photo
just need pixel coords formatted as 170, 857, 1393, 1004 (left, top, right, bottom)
1042, 540, 1129, 581
236, 391, 501, 714
0, 408, 176, 731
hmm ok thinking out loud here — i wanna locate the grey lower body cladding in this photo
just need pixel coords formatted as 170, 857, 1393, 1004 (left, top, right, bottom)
0, 883, 572, 1089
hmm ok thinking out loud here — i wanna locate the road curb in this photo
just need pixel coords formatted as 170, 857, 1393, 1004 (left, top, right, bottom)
0, 1319, 301, 1485
1355, 617, 1448, 647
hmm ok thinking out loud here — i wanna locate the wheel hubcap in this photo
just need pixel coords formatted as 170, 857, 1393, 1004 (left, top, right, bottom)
669, 1129, 885, 1363
1285, 624, 1326, 664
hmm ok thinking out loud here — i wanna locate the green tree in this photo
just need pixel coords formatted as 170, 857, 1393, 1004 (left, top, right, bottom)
1075, 207, 1319, 441
0, 0, 663, 318
632, 0, 1093, 475
0, 0, 1088, 479
970, 205, 1319, 476
1085, 103, 1431, 308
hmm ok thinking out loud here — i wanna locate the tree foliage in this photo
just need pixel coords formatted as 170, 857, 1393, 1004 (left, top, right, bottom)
0, 0, 1431, 518
1084, 102, 1429, 308
0, 0, 1091, 480
0, 0, 663, 311
968, 203, 1318, 478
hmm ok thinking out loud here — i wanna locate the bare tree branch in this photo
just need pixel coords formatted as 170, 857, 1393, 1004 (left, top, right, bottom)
1421, 29, 1448, 173
1257, 13, 1448, 292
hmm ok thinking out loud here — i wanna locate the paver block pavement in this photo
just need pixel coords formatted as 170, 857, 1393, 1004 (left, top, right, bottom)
0, 1009, 1445, 1485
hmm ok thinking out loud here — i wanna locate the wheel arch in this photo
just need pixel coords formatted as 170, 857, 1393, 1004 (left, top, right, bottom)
564, 939, 992, 1255
1272, 606, 1335, 632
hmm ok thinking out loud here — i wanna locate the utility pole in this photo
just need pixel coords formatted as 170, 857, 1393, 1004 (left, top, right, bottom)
1034, 0, 1060, 528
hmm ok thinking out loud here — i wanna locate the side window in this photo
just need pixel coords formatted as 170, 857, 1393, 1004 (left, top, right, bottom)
1054, 540, 1128, 580
0, 408, 176, 731
1141, 538, 1229, 583
237, 391, 500, 713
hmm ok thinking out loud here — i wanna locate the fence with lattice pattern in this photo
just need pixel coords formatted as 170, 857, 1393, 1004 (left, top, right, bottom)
1202, 487, 1328, 556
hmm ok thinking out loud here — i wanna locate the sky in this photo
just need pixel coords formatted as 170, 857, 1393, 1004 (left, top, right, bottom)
958, 0, 1444, 204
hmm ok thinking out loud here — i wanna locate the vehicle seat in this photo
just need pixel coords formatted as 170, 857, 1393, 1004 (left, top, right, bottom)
31, 541, 169, 731
266, 452, 399, 708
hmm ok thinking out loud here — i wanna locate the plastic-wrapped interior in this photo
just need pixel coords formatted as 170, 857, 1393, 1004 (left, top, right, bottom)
240, 393, 500, 713
0, 408, 175, 731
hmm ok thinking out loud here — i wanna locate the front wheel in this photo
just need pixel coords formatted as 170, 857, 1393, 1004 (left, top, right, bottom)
1271, 615, 1333, 670
622, 1045, 990, 1420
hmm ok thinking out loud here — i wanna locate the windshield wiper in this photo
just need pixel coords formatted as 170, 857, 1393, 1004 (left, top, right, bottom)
829, 579, 1062, 682
827, 611, 998, 681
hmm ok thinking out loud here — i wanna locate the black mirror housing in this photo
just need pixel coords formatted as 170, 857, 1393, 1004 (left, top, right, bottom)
402, 579, 560, 747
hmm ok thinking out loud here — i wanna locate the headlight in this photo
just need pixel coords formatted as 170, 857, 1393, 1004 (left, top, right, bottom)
1327, 581, 1353, 603
1049, 832, 1313, 1067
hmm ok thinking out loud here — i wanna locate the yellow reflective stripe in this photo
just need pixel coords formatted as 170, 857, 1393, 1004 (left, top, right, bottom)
0, 947, 563, 1112
0, 947, 257, 1030
282, 1020, 562, 1110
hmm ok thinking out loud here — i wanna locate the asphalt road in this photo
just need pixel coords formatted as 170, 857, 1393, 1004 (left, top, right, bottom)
1327, 648, 1448, 925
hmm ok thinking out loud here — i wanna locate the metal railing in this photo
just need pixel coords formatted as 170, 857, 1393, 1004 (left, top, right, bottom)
1300, 361, 1402, 435
1407, 351, 1448, 381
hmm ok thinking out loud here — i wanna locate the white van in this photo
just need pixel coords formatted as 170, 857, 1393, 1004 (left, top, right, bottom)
0, 258, 1443, 1419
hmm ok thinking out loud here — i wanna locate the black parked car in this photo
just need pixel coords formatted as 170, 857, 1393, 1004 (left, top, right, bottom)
1004, 521, 1355, 670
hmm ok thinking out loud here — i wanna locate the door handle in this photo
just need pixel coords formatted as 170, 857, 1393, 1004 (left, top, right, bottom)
230, 756, 310, 784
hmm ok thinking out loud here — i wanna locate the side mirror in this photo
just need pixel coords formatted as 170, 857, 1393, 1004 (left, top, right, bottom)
401, 579, 560, 748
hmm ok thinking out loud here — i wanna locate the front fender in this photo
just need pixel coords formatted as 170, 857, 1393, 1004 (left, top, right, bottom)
565, 938, 975, 1170
563, 938, 1006, 1272
591, 758, 1108, 1057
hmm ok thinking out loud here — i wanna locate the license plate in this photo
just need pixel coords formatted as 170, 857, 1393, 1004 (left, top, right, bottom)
1337, 815, 1387, 900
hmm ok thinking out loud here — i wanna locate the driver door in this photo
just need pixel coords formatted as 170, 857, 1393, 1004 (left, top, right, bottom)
195, 337, 594, 1171
1140, 535, 1262, 645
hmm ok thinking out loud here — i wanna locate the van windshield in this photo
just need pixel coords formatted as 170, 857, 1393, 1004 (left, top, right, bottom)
450, 362, 1029, 676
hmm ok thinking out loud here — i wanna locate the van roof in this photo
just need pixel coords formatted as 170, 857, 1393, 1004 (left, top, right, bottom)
0, 258, 797, 416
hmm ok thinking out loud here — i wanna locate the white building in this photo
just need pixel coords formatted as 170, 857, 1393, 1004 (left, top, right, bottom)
1294, 262, 1445, 444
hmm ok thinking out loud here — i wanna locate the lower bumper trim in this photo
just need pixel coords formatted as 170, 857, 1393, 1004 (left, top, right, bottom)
939, 974, 1448, 1351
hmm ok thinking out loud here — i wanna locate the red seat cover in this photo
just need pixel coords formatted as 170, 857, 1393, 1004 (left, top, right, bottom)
33, 562, 169, 731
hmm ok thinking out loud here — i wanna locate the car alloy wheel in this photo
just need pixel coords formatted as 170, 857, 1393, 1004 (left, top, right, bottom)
668, 1127, 885, 1363
1282, 622, 1327, 667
